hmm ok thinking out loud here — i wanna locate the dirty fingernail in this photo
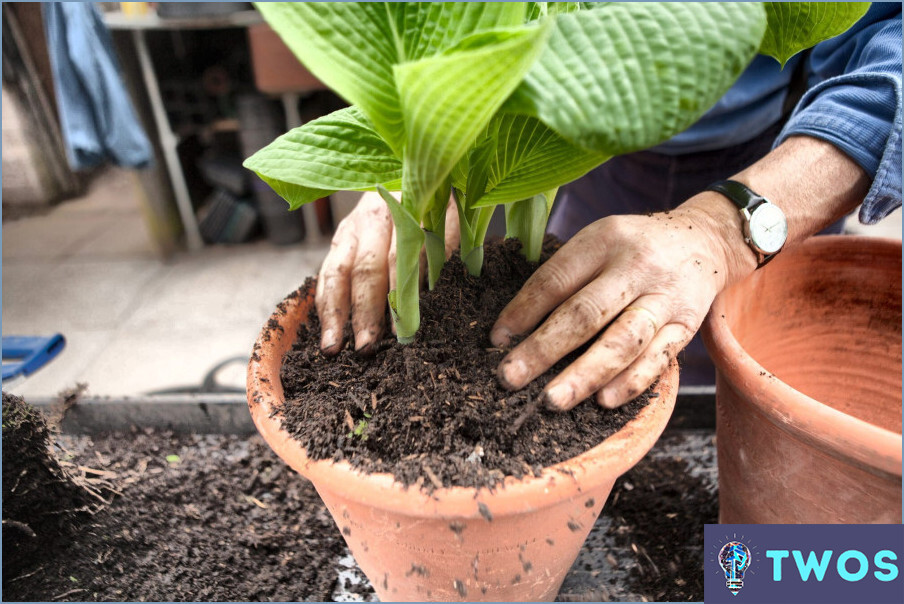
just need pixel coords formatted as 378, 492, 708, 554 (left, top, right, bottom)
354, 330, 376, 355
598, 387, 619, 409
321, 329, 338, 353
498, 358, 528, 390
490, 325, 512, 348
543, 383, 571, 411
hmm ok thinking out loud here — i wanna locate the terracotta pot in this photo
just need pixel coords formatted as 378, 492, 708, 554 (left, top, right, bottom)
703, 235, 902, 523
247, 283, 678, 601
247, 23, 326, 94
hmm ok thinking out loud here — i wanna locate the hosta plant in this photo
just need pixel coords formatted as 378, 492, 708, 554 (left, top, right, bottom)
244, 1, 868, 343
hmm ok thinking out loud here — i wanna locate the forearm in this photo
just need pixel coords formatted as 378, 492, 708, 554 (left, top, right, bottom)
675, 135, 871, 287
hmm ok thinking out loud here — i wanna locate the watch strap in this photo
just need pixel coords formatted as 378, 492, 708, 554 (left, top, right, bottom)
705, 180, 767, 211
704, 179, 780, 268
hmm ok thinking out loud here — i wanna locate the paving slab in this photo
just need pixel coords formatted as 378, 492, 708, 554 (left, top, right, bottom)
4, 258, 165, 332
75, 325, 264, 396
128, 242, 325, 333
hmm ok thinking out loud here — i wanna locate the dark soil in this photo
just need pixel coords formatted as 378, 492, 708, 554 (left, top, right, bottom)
605, 445, 719, 601
2, 429, 348, 602
556, 431, 718, 602
2, 427, 715, 602
279, 238, 650, 491
2, 393, 106, 579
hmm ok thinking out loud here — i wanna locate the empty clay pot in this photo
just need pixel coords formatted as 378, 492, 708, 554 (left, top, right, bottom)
703, 235, 902, 523
247, 282, 678, 601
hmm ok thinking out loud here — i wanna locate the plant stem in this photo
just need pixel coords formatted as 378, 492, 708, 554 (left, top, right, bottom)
378, 186, 425, 343
422, 178, 451, 290
460, 235, 485, 277
454, 190, 495, 277
505, 188, 558, 262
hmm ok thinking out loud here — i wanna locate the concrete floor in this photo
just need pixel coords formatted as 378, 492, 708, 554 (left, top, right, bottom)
3, 167, 330, 399
2, 167, 901, 400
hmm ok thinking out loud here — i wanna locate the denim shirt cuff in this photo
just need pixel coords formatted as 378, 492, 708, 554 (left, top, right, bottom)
775, 73, 902, 225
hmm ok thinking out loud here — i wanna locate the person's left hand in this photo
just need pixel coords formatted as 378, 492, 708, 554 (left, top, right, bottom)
489, 198, 754, 410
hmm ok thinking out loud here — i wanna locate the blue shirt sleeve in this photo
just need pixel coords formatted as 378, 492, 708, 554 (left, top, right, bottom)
774, 4, 902, 225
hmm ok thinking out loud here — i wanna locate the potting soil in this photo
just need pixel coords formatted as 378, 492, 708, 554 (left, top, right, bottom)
279, 239, 650, 491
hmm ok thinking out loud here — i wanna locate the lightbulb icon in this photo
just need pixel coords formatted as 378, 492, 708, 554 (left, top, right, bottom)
718, 541, 751, 595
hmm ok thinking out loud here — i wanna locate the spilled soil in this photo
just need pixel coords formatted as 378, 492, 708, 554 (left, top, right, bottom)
278, 239, 651, 491
2, 427, 715, 602
2, 429, 346, 602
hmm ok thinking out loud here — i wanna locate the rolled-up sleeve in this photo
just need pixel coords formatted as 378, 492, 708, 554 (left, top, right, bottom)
775, 5, 902, 224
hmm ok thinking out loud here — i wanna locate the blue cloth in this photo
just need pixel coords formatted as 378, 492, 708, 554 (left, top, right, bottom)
654, 3, 902, 224
43, 2, 152, 170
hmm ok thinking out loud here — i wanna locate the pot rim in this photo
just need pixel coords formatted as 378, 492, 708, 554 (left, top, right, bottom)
703, 235, 902, 479
248, 281, 678, 519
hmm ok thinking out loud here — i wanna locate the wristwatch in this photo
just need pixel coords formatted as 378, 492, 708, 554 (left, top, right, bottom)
705, 180, 788, 267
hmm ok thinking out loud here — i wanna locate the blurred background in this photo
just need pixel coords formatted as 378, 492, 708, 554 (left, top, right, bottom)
2, 2, 900, 402
2, 2, 363, 401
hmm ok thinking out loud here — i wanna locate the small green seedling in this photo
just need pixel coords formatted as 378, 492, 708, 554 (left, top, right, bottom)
245, 2, 868, 343
349, 419, 370, 441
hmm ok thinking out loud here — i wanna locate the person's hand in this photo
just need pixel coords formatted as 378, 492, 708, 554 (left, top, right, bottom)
489, 197, 756, 410
490, 136, 871, 410
315, 190, 459, 355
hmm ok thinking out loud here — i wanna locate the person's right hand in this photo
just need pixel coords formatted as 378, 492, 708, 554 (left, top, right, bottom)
315, 190, 459, 355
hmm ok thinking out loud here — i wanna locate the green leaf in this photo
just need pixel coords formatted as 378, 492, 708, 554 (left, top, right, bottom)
166, 454, 181, 464
243, 107, 402, 210
464, 134, 498, 206
526, 2, 581, 21
526, 2, 545, 22
547, 2, 583, 16
470, 114, 609, 208
760, 2, 871, 67
396, 21, 553, 220
397, 3, 528, 60
451, 153, 469, 193
504, 3, 767, 154
579, 2, 612, 10
254, 3, 529, 155
254, 3, 405, 153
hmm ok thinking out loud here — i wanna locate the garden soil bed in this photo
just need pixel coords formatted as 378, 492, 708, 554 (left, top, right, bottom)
278, 238, 650, 492
2, 426, 715, 602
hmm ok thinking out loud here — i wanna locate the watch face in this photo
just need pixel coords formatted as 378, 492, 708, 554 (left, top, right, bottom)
748, 202, 787, 254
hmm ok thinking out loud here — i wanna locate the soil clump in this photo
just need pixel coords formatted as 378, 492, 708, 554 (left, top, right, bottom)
2, 393, 106, 579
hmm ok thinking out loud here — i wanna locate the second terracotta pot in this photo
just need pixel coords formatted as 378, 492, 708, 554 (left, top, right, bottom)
248, 283, 679, 601
703, 235, 902, 524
